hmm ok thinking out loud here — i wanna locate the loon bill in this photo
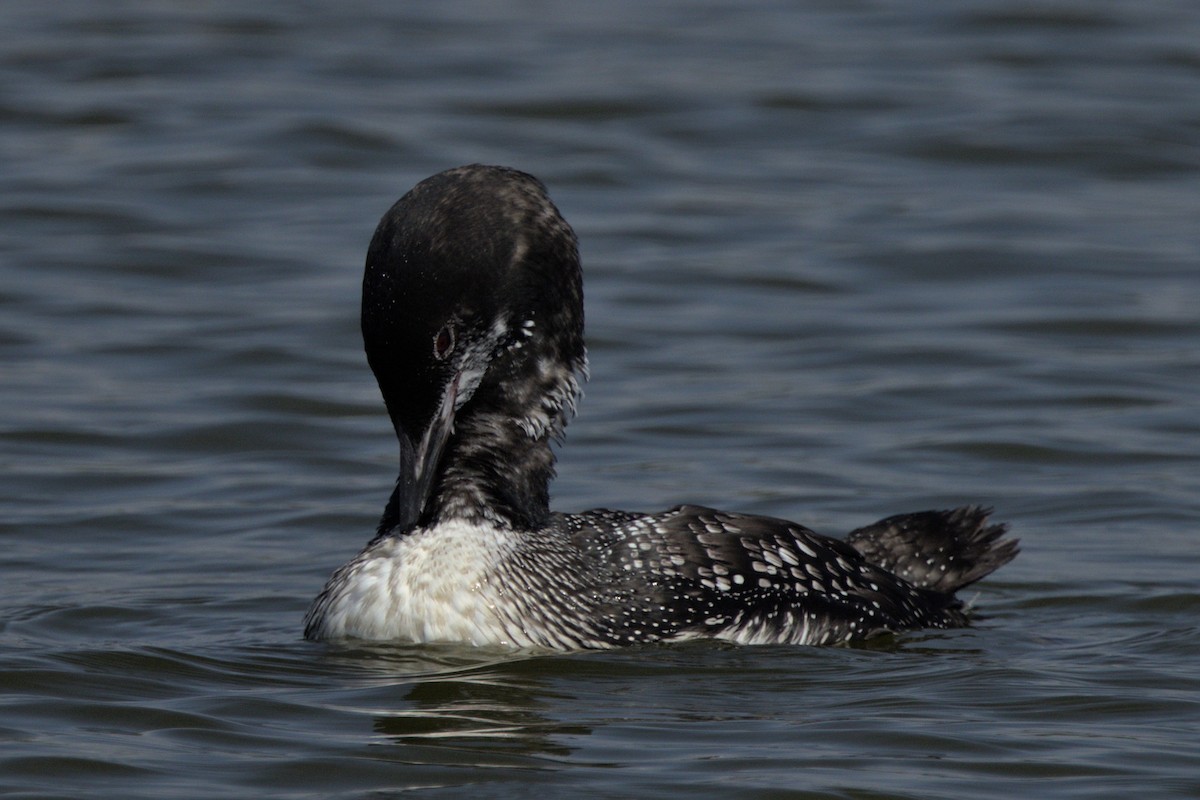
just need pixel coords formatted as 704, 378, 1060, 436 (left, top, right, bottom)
304, 165, 1018, 649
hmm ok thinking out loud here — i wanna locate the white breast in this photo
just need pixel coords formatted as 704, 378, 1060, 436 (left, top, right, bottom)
308, 521, 523, 645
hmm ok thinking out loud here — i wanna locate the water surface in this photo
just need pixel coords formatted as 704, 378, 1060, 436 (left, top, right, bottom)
3, 2, 1199, 798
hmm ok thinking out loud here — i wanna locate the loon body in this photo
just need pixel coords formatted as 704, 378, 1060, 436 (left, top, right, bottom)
305, 165, 1018, 649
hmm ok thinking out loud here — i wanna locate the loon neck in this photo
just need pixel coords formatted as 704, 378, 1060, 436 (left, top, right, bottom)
426, 403, 557, 531
388, 356, 582, 534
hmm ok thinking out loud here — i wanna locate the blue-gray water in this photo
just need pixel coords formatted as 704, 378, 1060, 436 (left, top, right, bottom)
3, 2, 1199, 798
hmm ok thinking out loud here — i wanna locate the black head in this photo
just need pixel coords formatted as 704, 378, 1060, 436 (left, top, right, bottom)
362, 165, 586, 533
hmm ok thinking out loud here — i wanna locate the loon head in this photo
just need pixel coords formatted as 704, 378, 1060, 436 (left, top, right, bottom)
362, 165, 586, 534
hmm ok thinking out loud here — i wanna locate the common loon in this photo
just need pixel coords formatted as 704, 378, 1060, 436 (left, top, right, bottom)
304, 165, 1018, 649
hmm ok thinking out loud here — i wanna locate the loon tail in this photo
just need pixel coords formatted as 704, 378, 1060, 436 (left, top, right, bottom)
845, 506, 1018, 595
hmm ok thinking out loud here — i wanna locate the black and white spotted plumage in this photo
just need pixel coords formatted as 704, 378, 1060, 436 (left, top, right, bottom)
304, 165, 1019, 649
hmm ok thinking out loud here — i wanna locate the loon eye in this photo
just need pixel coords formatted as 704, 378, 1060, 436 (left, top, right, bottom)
433, 326, 455, 361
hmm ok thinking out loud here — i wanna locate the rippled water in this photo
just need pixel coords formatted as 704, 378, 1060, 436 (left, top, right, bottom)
3, 2, 1199, 798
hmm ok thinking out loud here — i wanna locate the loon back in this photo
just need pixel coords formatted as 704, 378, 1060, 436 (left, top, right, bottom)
303, 164, 1019, 649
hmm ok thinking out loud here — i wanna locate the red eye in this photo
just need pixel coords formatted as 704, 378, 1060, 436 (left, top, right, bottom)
433, 326, 455, 360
